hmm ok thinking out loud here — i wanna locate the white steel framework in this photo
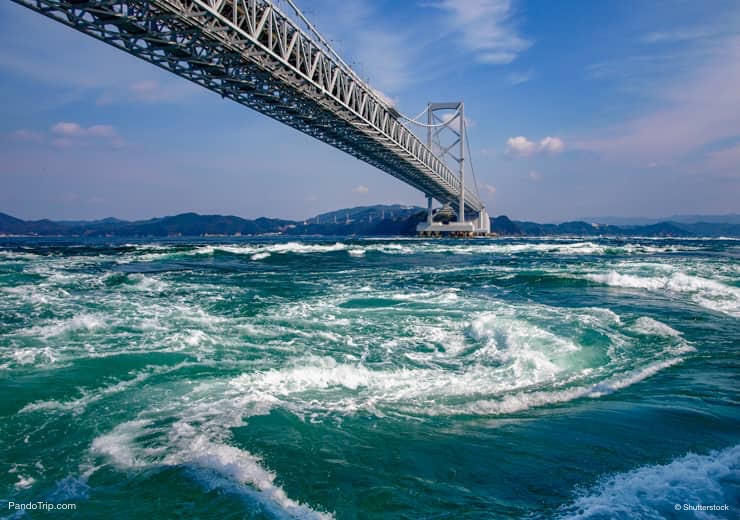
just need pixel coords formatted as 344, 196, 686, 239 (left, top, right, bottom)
13, 0, 487, 219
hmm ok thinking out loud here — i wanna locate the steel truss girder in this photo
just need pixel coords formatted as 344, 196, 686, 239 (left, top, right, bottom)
12, 0, 484, 213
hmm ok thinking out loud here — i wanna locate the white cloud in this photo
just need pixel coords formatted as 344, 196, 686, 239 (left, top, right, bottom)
353, 184, 369, 193
528, 170, 542, 181
51, 122, 115, 138
49, 122, 122, 147
430, 0, 531, 64
506, 135, 565, 156
539, 136, 564, 154
505, 136, 537, 156
51, 122, 83, 136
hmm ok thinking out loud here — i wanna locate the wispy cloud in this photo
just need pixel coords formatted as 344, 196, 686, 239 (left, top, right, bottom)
96, 80, 197, 106
12, 129, 43, 142
506, 136, 564, 157
528, 170, 542, 181
640, 27, 714, 45
429, 0, 531, 64
307, 0, 422, 97
39, 122, 124, 148
352, 185, 369, 193
506, 69, 535, 85
52, 122, 115, 138
0, 2, 199, 107
576, 36, 740, 175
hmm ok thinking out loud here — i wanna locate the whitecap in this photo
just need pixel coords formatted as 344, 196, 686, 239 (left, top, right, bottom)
91, 418, 333, 518
630, 317, 682, 338
14, 475, 35, 490
556, 444, 740, 519
10, 347, 57, 366
585, 271, 740, 317
26, 313, 104, 338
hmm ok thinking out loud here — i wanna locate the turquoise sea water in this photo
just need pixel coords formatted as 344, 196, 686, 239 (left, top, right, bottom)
1, 236, 738, 519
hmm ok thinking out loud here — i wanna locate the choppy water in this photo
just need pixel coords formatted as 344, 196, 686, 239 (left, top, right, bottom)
1, 236, 738, 519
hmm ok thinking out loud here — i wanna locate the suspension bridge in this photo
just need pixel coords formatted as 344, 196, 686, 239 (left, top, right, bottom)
13, 0, 491, 235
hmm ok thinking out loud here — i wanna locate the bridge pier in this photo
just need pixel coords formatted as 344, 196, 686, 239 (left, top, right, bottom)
416, 206, 491, 237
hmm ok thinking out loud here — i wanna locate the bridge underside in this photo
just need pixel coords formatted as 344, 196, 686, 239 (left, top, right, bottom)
14, 0, 486, 218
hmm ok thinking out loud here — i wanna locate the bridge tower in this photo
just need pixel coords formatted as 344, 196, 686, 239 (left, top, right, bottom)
415, 102, 490, 236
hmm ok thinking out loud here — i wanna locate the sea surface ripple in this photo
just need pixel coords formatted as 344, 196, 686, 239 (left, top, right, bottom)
1, 236, 738, 518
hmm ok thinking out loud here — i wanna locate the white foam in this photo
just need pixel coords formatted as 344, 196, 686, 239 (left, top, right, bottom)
225, 348, 684, 418
26, 313, 104, 338
10, 347, 57, 366
251, 252, 271, 260
91, 419, 152, 468
630, 317, 682, 338
267, 242, 347, 254
435, 357, 685, 416
130, 274, 168, 292
356, 241, 690, 256
0, 250, 40, 260
586, 271, 740, 317
166, 422, 333, 519
182, 330, 211, 347
91, 419, 333, 518
1, 285, 52, 304
200, 242, 349, 256
557, 444, 740, 519
14, 475, 35, 489
20, 363, 189, 415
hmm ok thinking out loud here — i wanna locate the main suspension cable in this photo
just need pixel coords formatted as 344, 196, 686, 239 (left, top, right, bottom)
399, 107, 462, 128
464, 120, 481, 200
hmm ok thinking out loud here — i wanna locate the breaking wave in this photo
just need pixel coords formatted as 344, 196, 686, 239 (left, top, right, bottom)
556, 444, 740, 519
586, 271, 740, 317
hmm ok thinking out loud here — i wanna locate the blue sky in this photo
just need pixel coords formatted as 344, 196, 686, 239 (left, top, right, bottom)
1, 0, 738, 222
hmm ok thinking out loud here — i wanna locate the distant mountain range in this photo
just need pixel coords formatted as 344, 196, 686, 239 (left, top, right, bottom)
492, 216, 740, 237
0, 211, 293, 237
579, 214, 740, 226
1, 206, 739, 237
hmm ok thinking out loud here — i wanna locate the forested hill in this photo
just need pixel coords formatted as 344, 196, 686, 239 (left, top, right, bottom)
1, 207, 738, 237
